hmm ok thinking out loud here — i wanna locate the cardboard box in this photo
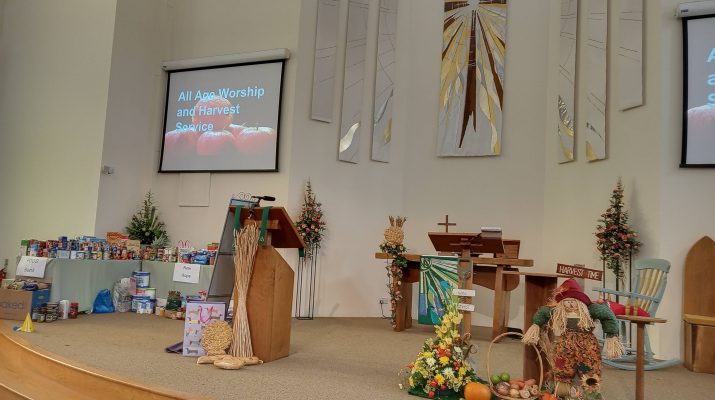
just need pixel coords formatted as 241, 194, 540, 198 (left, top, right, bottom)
106, 232, 128, 245
126, 239, 141, 252
0, 288, 51, 321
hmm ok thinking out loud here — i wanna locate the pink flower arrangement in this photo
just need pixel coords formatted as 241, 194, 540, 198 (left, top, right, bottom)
295, 180, 326, 260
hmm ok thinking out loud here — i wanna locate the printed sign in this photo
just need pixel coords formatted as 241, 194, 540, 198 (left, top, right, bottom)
457, 303, 475, 312
16, 256, 48, 278
556, 263, 603, 281
173, 263, 200, 284
453, 288, 476, 297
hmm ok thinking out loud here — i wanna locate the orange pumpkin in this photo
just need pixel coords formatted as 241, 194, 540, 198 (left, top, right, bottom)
541, 393, 558, 400
464, 382, 491, 400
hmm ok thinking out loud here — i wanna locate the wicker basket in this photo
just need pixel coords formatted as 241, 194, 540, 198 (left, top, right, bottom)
486, 332, 544, 400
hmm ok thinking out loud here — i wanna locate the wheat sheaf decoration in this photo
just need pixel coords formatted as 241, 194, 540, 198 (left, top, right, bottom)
196, 223, 264, 370
384, 216, 407, 245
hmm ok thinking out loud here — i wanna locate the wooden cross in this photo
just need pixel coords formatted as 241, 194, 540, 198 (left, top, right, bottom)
438, 215, 456, 233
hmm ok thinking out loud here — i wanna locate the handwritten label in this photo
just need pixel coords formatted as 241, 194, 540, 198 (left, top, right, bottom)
173, 263, 200, 284
453, 288, 476, 297
16, 256, 48, 278
456, 303, 475, 312
556, 263, 603, 281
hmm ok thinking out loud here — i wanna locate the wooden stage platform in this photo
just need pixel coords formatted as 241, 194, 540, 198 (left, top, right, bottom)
0, 318, 205, 400
0, 312, 698, 400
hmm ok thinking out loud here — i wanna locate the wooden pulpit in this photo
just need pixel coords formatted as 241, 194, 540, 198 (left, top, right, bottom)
208, 205, 304, 363
428, 232, 504, 336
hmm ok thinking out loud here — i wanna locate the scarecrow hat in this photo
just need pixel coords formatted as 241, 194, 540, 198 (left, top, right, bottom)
553, 278, 592, 306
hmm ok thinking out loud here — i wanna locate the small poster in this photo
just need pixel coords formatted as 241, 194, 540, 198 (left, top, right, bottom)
173, 262, 200, 284
16, 256, 48, 278
183, 302, 225, 356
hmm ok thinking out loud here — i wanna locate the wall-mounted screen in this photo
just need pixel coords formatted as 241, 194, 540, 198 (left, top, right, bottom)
160, 60, 284, 172
682, 15, 715, 167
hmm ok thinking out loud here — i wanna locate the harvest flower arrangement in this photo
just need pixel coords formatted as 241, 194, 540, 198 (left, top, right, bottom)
295, 180, 326, 260
380, 216, 408, 328
404, 303, 477, 399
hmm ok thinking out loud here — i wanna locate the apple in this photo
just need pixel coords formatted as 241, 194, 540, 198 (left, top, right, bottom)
192, 95, 234, 132
234, 126, 277, 155
688, 104, 715, 132
164, 128, 198, 155
196, 130, 236, 156
226, 123, 245, 138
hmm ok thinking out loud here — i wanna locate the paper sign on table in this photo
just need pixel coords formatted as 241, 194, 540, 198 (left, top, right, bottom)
173, 263, 200, 284
453, 288, 476, 297
457, 303, 475, 312
16, 256, 48, 278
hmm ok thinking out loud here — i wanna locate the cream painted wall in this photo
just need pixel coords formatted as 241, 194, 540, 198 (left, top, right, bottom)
0, 0, 707, 361
0, 0, 7, 262
655, 0, 715, 360
541, 0, 668, 355
95, 0, 170, 236
287, 0, 407, 317
399, 0, 549, 328
541, 0, 663, 291
93, 0, 710, 360
540, 0, 714, 361
144, 0, 301, 248
0, 0, 116, 267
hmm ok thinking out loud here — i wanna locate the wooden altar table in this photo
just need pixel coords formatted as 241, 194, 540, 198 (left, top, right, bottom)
501, 271, 568, 379
374, 251, 534, 336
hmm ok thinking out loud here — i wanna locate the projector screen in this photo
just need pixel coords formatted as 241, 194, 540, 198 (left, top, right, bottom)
682, 15, 715, 167
160, 60, 284, 172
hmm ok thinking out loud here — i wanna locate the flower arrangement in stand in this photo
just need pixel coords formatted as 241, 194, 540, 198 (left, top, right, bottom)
379, 216, 407, 328
595, 178, 642, 287
295, 180, 326, 260
126, 191, 169, 245
403, 303, 478, 399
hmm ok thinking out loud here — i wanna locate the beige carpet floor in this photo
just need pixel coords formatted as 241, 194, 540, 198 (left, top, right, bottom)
6, 313, 714, 399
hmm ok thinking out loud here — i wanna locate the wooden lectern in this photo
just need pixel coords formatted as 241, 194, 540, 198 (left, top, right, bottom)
208, 205, 304, 363
427, 232, 504, 337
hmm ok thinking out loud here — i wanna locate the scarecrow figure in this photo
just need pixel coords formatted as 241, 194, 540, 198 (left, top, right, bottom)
522, 279, 624, 398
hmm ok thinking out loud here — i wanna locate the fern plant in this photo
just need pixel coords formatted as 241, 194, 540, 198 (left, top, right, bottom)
126, 191, 169, 245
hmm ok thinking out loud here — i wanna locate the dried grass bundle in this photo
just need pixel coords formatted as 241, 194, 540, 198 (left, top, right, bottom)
229, 222, 261, 358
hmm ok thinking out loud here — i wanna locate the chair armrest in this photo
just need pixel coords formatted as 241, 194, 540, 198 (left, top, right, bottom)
592, 287, 658, 302
592, 287, 629, 296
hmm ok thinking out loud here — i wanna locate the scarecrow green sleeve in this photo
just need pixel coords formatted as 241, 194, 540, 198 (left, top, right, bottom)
531, 306, 552, 327
588, 302, 620, 338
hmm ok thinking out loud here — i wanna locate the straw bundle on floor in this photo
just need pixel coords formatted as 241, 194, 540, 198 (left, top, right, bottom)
229, 223, 261, 358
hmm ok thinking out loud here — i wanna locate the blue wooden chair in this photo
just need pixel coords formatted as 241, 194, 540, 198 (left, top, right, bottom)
592, 258, 680, 370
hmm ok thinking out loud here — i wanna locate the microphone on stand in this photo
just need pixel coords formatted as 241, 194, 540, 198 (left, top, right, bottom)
251, 195, 276, 208
252, 195, 276, 202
